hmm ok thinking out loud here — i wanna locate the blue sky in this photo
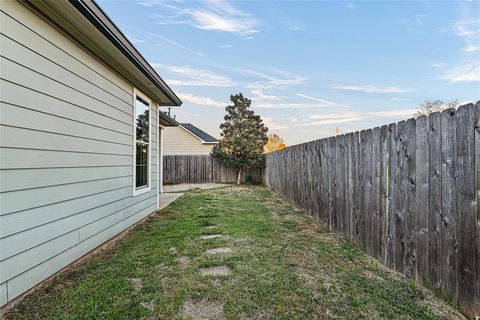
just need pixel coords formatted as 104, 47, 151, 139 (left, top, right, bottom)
99, 0, 480, 145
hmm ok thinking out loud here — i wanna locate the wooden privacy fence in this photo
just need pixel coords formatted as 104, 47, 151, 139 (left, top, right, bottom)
265, 102, 479, 319
163, 155, 264, 184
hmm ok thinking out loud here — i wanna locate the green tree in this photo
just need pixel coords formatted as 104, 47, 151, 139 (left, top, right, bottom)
212, 93, 268, 184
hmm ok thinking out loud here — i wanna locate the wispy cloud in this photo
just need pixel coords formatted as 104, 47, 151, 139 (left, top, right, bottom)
415, 14, 427, 27
439, 18, 480, 82
440, 60, 480, 82
126, 35, 144, 44
296, 108, 417, 127
145, 0, 260, 37
331, 84, 415, 94
453, 19, 480, 38
219, 44, 236, 48
262, 117, 288, 130
176, 92, 226, 107
145, 32, 204, 56
462, 45, 479, 52
249, 90, 349, 110
456, 19, 480, 52
251, 89, 285, 102
296, 93, 348, 108
285, 20, 306, 31
392, 97, 412, 102
431, 62, 447, 68
239, 68, 306, 89
151, 64, 237, 87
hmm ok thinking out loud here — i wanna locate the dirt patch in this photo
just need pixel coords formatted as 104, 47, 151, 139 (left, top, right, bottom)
128, 278, 143, 293
179, 299, 225, 320
271, 211, 280, 220
157, 209, 175, 217
205, 247, 232, 255
295, 266, 317, 289
176, 256, 190, 269
169, 247, 178, 254
319, 273, 335, 290
416, 296, 464, 319
200, 234, 224, 240
199, 266, 231, 276
140, 301, 155, 312
362, 270, 385, 282
155, 263, 171, 274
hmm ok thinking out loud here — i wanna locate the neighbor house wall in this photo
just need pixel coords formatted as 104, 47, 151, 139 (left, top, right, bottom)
0, 1, 159, 306
163, 126, 214, 155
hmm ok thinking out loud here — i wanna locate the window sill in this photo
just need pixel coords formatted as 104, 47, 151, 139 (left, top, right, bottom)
133, 186, 151, 197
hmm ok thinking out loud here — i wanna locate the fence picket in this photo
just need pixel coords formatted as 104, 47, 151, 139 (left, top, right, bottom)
163, 155, 264, 184
415, 116, 429, 285
457, 104, 476, 318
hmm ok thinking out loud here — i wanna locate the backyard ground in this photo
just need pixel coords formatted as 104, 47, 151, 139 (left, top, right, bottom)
5, 186, 463, 320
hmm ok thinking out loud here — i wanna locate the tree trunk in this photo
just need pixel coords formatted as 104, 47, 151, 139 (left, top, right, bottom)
236, 169, 242, 185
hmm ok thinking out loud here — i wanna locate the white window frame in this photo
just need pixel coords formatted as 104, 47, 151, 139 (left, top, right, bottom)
132, 88, 152, 197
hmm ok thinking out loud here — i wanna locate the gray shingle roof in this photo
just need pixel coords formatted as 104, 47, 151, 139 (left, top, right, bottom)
181, 123, 218, 143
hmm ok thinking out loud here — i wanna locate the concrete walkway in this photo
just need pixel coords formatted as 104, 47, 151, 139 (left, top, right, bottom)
159, 192, 184, 209
163, 183, 231, 193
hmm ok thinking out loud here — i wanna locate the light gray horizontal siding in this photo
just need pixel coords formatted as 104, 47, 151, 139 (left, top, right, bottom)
0, 166, 131, 193
0, 148, 132, 169
0, 125, 132, 155
0, 195, 156, 283
0, 57, 133, 124
1, 103, 132, 146
0, 230, 79, 283
1, 187, 133, 237
0, 1, 132, 95
4, 203, 156, 301
1, 80, 132, 134
1, 176, 133, 215
0, 1, 161, 306
0, 283, 7, 307
1, 34, 133, 109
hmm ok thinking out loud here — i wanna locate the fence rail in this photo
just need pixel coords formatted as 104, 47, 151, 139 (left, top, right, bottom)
163, 155, 264, 184
265, 102, 479, 319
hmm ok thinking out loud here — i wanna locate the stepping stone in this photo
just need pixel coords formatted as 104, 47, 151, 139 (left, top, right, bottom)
179, 299, 224, 320
199, 266, 231, 276
205, 225, 218, 229
205, 247, 232, 255
200, 234, 223, 240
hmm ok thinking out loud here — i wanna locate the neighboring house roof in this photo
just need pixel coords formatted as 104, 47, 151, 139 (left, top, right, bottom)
180, 123, 218, 144
27, 0, 181, 107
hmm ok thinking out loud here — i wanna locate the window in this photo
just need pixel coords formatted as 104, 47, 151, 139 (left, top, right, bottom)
133, 90, 151, 195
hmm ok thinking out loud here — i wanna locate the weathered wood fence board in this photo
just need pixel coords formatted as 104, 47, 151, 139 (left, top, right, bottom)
163, 155, 264, 184
265, 102, 479, 319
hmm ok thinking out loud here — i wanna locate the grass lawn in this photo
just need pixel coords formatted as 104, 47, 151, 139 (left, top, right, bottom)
5, 186, 463, 320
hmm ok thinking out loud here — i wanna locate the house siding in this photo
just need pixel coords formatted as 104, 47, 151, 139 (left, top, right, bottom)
0, 1, 159, 306
163, 126, 215, 155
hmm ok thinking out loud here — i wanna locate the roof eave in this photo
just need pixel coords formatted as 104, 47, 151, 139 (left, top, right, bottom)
179, 124, 218, 144
159, 112, 180, 127
27, 0, 182, 106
